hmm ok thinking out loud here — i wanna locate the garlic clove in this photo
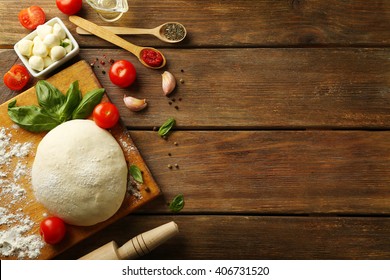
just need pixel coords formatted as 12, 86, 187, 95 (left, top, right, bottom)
123, 96, 147, 112
162, 71, 176, 96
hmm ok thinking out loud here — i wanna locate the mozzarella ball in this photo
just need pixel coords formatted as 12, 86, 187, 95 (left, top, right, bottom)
19, 22, 72, 72
53, 23, 66, 40
32, 40, 48, 57
43, 56, 54, 68
29, 56, 44, 71
36, 25, 53, 40
43, 34, 60, 48
33, 36, 42, 44
18, 39, 33, 57
61, 38, 73, 53
50, 46, 66, 61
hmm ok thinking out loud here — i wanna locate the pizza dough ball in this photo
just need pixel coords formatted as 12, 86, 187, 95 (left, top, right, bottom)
31, 120, 127, 226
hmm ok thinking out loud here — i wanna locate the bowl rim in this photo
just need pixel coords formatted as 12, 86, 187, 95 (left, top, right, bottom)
14, 17, 79, 78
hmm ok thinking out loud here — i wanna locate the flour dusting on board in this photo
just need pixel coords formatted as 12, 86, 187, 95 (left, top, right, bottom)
116, 131, 143, 200
0, 127, 44, 259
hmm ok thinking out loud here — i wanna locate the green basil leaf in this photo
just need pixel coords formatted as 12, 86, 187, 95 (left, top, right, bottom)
158, 117, 176, 136
35, 80, 66, 115
129, 165, 143, 184
58, 81, 82, 122
8, 99, 17, 108
8, 101, 61, 132
72, 88, 105, 119
60, 41, 70, 48
168, 194, 185, 213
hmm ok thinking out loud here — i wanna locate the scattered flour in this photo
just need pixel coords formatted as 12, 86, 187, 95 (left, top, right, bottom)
0, 207, 44, 259
117, 132, 143, 200
127, 176, 143, 200
0, 127, 44, 259
118, 132, 137, 154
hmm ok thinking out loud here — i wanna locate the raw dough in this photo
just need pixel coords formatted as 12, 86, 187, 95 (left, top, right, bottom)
31, 120, 127, 226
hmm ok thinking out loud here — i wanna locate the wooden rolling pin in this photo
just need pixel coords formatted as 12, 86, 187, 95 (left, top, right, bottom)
79, 221, 179, 260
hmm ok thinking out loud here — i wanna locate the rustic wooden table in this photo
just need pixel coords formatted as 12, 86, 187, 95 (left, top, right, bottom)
1, 0, 390, 260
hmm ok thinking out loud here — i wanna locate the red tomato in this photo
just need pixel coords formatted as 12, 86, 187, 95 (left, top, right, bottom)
93, 102, 120, 129
109, 60, 137, 88
56, 0, 82, 15
18, 6, 45, 30
39, 217, 66, 245
3, 65, 30, 91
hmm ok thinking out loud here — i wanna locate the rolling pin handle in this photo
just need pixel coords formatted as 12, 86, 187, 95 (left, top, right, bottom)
117, 221, 179, 260
79, 241, 121, 260
80, 221, 179, 260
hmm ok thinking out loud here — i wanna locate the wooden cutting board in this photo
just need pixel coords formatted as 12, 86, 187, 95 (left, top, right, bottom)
0, 60, 160, 259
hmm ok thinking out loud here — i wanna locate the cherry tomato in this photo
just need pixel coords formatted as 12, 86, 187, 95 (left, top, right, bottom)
3, 64, 30, 91
56, 0, 82, 15
18, 6, 45, 30
93, 102, 120, 129
109, 60, 137, 88
140, 49, 163, 68
39, 217, 66, 245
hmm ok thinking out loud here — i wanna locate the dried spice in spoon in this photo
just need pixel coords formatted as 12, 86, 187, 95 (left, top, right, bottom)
76, 22, 187, 43
161, 23, 186, 42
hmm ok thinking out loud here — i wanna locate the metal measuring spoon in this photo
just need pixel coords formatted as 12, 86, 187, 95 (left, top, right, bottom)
76, 22, 187, 43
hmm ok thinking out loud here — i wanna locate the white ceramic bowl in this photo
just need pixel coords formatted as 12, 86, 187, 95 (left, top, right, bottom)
14, 17, 79, 78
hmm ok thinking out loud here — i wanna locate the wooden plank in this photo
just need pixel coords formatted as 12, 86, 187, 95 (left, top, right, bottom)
3, 48, 388, 129
85, 47, 390, 129
128, 130, 390, 215
0, 61, 160, 259
1, 0, 390, 47
55, 215, 390, 259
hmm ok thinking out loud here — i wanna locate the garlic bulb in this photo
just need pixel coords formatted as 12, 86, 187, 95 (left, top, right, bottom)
162, 71, 176, 96
123, 96, 147, 111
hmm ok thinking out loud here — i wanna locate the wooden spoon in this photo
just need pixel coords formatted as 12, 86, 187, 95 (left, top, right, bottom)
76, 22, 187, 43
69, 16, 166, 69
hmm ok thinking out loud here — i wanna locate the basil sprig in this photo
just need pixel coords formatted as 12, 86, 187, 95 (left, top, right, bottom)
8, 101, 61, 132
72, 88, 105, 119
129, 164, 144, 184
168, 194, 185, 213
158, 117, 176, 136
35, 80, 66, 117
8, 80, 104, 133
58, 81, 82, 122
60, 41, 70, 48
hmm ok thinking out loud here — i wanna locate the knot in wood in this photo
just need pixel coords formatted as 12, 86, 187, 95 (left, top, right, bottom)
291, 0, 305, 10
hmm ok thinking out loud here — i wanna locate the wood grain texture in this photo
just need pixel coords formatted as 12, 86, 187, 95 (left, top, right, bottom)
128, 130, 390, 215
1, 48, 389, 129
1, 0, 389, 261
56, 215, 390, 260
1, 0, 389, 48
